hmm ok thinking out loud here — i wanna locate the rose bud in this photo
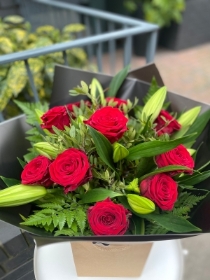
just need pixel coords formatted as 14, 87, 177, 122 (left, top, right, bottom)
84, 106, 128, 143
88, 198, 131, 235
21, 155, 53, 187
127, 194, 155, 214
154, 110, 181, 136
49, 148, 92, 193
140, 173, 178, 211
155, 144, 194, 176
0, 184, 47, 207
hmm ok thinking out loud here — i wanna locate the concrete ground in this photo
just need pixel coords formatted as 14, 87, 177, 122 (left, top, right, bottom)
102, 43, 210, 280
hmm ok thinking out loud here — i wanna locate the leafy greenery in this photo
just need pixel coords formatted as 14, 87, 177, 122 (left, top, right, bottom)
21, 189, 88, 236
2, 66, 210, 237
123, 0, 186, 27
0, 15, 95, 120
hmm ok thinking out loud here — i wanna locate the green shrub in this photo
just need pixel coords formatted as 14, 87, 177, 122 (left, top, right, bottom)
0, 15, 95, 119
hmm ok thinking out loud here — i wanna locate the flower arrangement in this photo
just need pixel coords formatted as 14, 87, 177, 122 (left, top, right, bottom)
1, 66, 210, 237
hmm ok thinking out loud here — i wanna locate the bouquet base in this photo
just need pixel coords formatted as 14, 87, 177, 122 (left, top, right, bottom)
71, 241, 152, 277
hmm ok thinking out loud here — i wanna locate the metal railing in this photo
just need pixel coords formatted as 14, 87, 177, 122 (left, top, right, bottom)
0, 0, 159, 121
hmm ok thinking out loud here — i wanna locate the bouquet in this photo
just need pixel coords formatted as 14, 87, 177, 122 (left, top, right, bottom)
1, 65, 210, 238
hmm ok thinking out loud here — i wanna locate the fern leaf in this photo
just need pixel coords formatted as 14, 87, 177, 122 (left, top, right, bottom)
58, 212, 66, 230
63, 210, 75, 229
143, 77, 160, 104
38, 203, 63, 210
20, 213, 52, 227
54, 228, 76, 237
173, 191, 207, 217
75, 207, 86, 234
145, 222, 168, 235
34, 209, 56, 215
172, 206, 190, 218
71, 221, 78, 233
14, 100, 48, 125
52, 215, 60, 228
43, 223, 55, 233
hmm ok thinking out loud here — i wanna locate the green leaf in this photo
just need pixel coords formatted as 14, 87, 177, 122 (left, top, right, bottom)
58, 212, 66, 230
127, 134, 196, 161
118, 196, 201, 233
75, 208, 86, 234
177, 171, 210, 186
106, 65, 130, 97
52, 215, 59, 228
184, 109, 210, 147
14, 100, 48, 125
88, 126, 116, 171
82, 188, 123, 203
54, 228, 75, 237
17, 157, 26, 168
139, 165, 192, 181
6, 61, 27, 97
64, 210, 75, 229
143, 76, 160, 104
135, 157, 156, 177
131, 215, 145, 235
0, 176, 20, 187
141, 213, 201, 233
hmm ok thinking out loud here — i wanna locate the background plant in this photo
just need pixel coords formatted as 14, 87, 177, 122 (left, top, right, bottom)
123, 0, 186, 27
0, 15, 95, 120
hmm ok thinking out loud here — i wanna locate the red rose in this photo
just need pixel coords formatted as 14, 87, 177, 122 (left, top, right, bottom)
155, 144, 194, 175
88, 198, 131, 235
84, 106, 128, 143
105, 97, 127, 108
21, 155, 52, 187
140, 173, 178, 211
41, 106, 70, 133
154, 110, 181, 136
49, 148, 92, 193
41, 102, 82, 133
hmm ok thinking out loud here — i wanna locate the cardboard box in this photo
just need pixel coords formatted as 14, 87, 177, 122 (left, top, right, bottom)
71, 241, 153, 277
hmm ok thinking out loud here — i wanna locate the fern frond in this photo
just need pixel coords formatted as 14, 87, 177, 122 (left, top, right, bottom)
38, 203, 63, 210
54, 228, 77, 237
175, 192, 207, 208
63, 210, 75, 228
34, 208, 56, 215
143, 77, 159, 104
20, 213, 52, 227
43, 223, 55, 233
58, 212, 66, 230
145, 222, 168, 235
172, 206, 190, 218
14, 100, 48, 125
75, 207, 87, 234
173, 191, 207, 217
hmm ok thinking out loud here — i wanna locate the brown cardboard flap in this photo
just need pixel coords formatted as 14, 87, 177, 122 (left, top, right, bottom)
71, 241, 153, 277
128, 63, 165, 86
